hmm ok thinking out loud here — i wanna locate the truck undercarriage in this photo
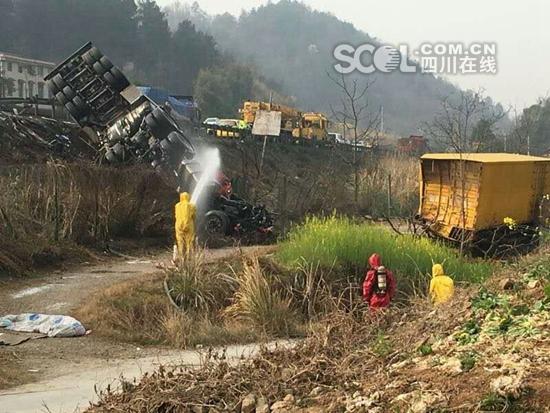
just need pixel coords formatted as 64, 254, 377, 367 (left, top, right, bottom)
45, 42, 273, 240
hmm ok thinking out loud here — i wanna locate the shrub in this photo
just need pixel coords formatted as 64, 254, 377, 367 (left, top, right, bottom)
224, 256, 299, 335
165, 251, 237, 314
277, 216, 494, 290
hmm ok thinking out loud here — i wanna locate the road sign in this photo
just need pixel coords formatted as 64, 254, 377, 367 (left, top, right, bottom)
252, 110, 281, 137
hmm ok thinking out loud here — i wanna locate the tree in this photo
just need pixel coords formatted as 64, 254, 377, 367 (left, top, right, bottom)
471, 118, 500, 152
328, 73, 380, 207
509, 99, 550, 155
426, 90, 505, 153
194, 64, 253, 118
134, 0, 172, 86
170, 20, 218, 93
0, 0, 15, 53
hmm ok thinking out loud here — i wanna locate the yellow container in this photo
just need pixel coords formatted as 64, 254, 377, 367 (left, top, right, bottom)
419, 153, 550, 240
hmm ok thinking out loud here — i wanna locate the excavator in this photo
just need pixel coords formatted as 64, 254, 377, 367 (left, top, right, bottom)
45, 42, 273, 240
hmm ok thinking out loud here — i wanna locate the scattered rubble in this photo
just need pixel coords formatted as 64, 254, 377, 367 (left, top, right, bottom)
0, 112, 98, 164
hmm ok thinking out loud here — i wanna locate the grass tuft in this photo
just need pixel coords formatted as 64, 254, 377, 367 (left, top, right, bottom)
224, 256, 299, 336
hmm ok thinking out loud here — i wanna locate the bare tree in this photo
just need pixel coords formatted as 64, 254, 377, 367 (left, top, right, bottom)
426, 89, 505, 153
328, 72, 380, 206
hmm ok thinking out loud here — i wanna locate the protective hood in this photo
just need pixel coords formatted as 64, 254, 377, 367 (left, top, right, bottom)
432, 264, 445, 278
369, 253, 382, 269
179, 192, 190, 203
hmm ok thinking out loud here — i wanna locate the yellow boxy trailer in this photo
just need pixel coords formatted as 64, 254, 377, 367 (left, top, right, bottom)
418, 153, 550, 243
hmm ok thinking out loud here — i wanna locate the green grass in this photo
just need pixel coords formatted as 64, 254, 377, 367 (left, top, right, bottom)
277, 216, 494, 285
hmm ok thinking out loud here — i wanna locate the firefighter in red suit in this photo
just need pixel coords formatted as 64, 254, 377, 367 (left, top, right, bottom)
362, 253, 396, 310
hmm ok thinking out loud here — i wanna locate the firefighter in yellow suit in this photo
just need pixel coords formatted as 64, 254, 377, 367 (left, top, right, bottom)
429, 264, 455, 304
174, 192, 197, 258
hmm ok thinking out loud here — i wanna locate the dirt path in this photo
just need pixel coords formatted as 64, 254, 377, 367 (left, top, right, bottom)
0, 245, 275, 413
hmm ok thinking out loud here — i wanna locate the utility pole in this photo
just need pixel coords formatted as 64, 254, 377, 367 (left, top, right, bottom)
527, 134, 530, 155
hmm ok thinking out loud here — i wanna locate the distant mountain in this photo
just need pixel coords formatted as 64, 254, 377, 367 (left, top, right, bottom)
164, 0, 476, 136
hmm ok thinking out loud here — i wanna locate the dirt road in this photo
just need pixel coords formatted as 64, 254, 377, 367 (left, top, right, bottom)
0, 245, 275, 413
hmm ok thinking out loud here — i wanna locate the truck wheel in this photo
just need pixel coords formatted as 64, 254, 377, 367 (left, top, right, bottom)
168, 131, 184, 146
52, 74, 66, 90
47, 79, 58, 96
72, 96, 89, 115
204, 210, 230, 236
112, 142, 125, 156
83, 47, 102, 65
103, 71, 116, 87
62, 86, 75, 100
144, 113, 160, 131
55, 91, 67, 106
105, 150, 118, 163
104, 67, 129, 92
93, 61, 108, 75
99, 56, 113, 71
65, 102, 81, 119
147, 109, 172, 139
110, 67, 130, 90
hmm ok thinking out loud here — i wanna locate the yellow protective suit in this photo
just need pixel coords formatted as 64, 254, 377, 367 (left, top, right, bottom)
174, 192, 197, 257
429, 264, 455, 304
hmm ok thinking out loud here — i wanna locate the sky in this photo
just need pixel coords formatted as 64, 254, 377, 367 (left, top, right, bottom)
155, 0, 550, 109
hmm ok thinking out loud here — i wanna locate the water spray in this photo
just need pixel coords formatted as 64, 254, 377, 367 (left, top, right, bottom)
190, 147, 221, 205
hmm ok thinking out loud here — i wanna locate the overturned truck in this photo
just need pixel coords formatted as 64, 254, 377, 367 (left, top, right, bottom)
45, 42, 273, 239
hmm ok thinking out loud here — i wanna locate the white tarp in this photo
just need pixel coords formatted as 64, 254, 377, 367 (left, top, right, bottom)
252, 110, 282, 136
0, 313, 86, 338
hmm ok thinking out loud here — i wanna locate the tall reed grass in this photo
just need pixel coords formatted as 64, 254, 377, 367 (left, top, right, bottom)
0, 162, 175, 275
276, 216, 494, 286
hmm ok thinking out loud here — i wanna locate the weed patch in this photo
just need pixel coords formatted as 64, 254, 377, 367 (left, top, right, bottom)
277, 216, 494, 296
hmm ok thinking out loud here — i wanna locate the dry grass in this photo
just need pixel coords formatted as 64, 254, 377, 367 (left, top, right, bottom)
87, 248, 550, 412
165, 251, 237, 314
0, 162, 175, 276
359, 154, 419, 217
0, 350, 30, 390
224, 256, 300, 336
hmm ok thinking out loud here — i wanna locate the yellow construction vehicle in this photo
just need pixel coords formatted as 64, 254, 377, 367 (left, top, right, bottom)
240, 101, 329, 142
292, 112, 329, 142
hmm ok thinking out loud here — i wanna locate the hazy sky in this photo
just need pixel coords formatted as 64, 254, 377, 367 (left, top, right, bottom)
155, 0, 549, 109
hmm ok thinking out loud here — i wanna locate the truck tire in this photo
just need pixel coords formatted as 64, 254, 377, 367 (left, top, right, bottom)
99, 56, 113, 71
168, 131, 184, 146
93, 61, 108, 75
146, 109, 172, 139
47, 79, 58, 96
55, 91, 68, 106
104, 67, 129, 92
72, 96, 89, 115
52, 74, 66, 91
105, 150, 118, 163
204, 210, 230, 236
110, 67, 130, 90
160, 139, 171, 151
62, 86, 75, 100
82, 47, 102, 65
65, 102, 81, 119
112, 142, 125, 156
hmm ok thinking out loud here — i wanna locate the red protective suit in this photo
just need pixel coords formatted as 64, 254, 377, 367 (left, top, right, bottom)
362, 253, 396, 310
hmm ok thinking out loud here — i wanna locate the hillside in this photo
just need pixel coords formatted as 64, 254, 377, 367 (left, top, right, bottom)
166, 0, 470, 136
